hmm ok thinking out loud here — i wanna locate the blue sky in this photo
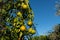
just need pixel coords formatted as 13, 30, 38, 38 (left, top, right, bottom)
30, 0, 60, 35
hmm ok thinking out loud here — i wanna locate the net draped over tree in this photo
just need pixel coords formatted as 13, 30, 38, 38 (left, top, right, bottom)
0, 0, 36, 40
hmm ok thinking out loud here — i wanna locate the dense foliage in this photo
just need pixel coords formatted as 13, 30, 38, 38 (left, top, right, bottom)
0, 0, 36, 40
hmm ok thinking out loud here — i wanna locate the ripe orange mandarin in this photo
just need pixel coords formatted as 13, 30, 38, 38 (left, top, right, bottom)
17, 12, 22, 16
27, 20, 33, 26
20, 25, 26, 31
31, 29, 36, 34
21, 3, 28, 9
28, 28, 33, 33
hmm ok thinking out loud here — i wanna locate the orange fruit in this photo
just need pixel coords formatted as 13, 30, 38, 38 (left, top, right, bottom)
21, 3, 28, 9
28, 28, 36, 34
27, 20, 33, 26
20, 25, 26, 31
31, 29, 36, 34
28, 28, 33, 33
17, 12, 22, 16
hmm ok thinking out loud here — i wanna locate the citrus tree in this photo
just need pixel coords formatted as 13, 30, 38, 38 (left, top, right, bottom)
0, 0, 36, 40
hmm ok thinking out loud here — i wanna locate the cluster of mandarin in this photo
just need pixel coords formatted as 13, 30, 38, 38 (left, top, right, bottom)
0, 0, 36, 40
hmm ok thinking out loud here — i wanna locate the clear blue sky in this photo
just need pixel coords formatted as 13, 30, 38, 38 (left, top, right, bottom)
30, 0, 60, 35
